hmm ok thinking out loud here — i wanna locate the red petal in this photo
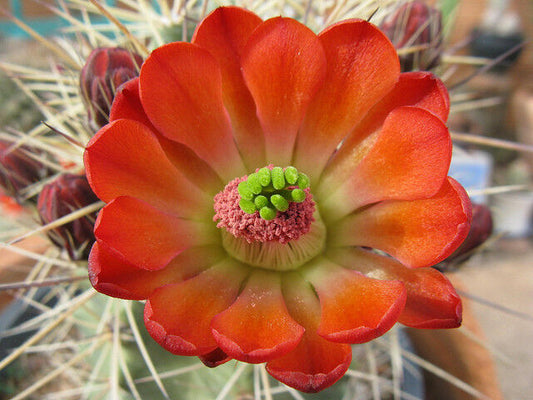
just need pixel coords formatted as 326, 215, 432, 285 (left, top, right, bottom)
266, 273, 352, 393
193, 7, 265, 169
319, 106, 451, 220
329, 247, 462, 328
109, 77, 152, 127
399, 273, 462, 328
144, 261, 248, 356
241, 17, 327, 165
366, 71, 450, 122
198, 348, 231, 368
294, 19, 400, 181
398, 273, 462, 328
139, 42, 246, 180
303, 259, 405, 343
156, 135, 223, 195
84, 119, 211, 217
88, 241, 149, 300
330, 177, 472, 268
109, 80, 222, 193
88, 241, 224, 300
211, 270, 304, 363
94, 196, 216, 270
324, 71, 450, 185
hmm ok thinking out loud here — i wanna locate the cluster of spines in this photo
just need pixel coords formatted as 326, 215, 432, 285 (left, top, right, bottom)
238, 166, 310, 220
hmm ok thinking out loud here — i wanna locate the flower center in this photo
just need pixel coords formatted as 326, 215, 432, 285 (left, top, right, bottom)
213, 166, 326, 271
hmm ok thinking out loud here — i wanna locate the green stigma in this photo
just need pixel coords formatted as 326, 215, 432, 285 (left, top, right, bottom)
238, 166, 310, 220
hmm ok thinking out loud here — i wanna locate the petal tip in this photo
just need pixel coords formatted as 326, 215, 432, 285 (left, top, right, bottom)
266, 349, 351, 393
144, 301, 214, 356
211, 326, 304, 364
87, 241, 148, 300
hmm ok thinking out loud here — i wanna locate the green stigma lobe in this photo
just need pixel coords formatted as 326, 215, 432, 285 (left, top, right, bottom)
297, 173, 310, 189
284, 166, 298, 185
237, 181, 254, 200
291, 189, 306, 202
259, 206, 277, 220
239, 198, 256, 214
238, 166, 310, 219
257, 167, 271, 186
247, 173, 263, 194
271, 194, 289, 212
271, 167, 285, 190
254, 195, 269, 209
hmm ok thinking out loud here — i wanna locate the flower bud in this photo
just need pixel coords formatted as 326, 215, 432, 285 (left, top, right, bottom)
0, 139, 51, 202
37, 173, 99, 260
441, 203, 493, 266
80, 47, 143, 130
380, 1, 443, 71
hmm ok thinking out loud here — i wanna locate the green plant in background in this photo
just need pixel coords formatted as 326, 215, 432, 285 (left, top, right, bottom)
438, 0, 460, 36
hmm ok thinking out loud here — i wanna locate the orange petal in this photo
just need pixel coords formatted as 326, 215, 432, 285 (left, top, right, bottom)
294, 19, 400, 181
266, 273, 352, 393
330, 177, 472, 268
193, 7, 265, 169
84, 119, 211, 217
328, 247, 462, 328
88, 241, 224, 300
319, 106, 451, 220
139, 42, 246, 180
323, 71, 450, 187
109, 77, 153, 128
94, 196, 216, 270
156, 135, 223, 196
144, 261, 248, 356
211, 270, 304, 363
303, 259, 405, 343
397, 272, 462, 329
109, 79, 222, 193
241, 17, 326, 165
359, 71, 451, 124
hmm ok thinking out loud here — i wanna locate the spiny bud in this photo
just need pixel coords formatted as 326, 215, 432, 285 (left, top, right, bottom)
80, 47, 143, 130
380, 1, 443, 71
0, 139, 51, 203
37, 173, 99, 260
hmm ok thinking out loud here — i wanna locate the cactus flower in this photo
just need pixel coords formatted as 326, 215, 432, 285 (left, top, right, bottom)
84, 7, 471, 393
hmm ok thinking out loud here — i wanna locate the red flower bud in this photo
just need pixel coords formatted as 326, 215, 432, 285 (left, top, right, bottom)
0, 139, 51, 202
380, 1, 443, 71
37, 173, 99, 260
441, 203, 493, 265
80, 47, 144, 130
